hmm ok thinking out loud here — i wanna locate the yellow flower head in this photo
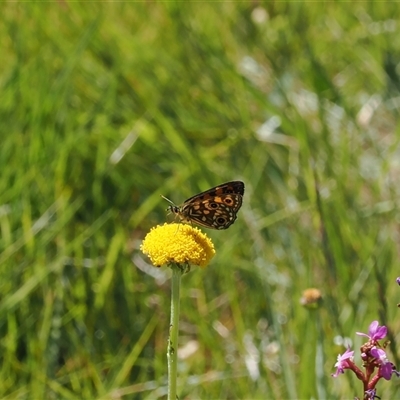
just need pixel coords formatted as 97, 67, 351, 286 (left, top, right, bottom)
140, 223, 215, 268
300, 288, 323, 309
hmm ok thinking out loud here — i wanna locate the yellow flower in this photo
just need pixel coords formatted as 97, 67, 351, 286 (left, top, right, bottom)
140, 223, 215, 268
300, 288, 323, 309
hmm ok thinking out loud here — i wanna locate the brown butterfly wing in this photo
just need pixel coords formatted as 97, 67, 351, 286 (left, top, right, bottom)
182, 181, 245, 204
180, 181, 244, 229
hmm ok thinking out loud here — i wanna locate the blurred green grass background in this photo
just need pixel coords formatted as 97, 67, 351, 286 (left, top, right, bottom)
1, 2, 400, 399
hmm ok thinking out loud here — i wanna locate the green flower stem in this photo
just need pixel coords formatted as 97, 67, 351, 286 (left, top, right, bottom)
168, 264, 183, 400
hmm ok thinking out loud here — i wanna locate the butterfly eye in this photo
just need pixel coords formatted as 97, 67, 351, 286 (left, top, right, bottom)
224, 198, 233, 205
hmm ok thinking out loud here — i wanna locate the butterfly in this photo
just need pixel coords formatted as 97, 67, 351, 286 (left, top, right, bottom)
162, 181, 245, 230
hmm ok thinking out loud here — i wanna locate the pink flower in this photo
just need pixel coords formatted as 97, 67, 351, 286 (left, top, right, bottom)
332, 347, 354, 377
356, 321, 387, 341
370, 347, 394, 380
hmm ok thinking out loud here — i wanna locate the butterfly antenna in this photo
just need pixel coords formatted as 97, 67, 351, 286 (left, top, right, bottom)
160, 195, 175, 206
160, 195, 178, 215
